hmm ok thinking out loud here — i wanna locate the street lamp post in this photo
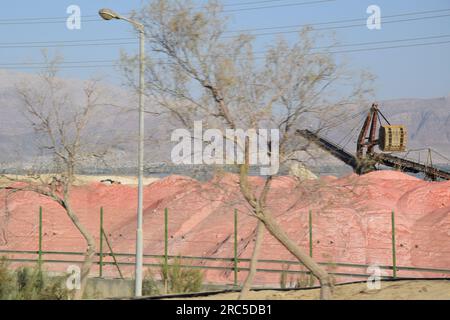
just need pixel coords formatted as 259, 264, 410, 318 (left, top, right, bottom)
99, 8, 145, 297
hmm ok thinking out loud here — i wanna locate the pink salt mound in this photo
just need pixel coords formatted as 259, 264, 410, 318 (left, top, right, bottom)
0, 170, 448, 286
362, 170, 422, 181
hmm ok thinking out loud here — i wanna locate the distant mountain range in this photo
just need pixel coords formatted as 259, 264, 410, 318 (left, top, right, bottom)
0, 69, 449, 172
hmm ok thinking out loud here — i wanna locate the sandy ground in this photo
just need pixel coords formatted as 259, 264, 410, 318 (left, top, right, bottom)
0, 174, 159, 186
178, 280, 450, 300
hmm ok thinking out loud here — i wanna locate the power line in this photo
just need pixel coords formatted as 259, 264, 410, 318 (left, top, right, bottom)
0, 65, 116, 70
227, 13, 450, 38
2, 36, 450, 70
0, 8, 449, 46
0, 41, 136, 49
318, 12, 450, 32
0, 0, 286, 22
0, 1, 308, 22
1, 29, 450, 54
225, 7, 450, 33
0, 0, 336, 25
251, 38, 450, 57
249, 33, 450, 54
0, 10, 448, 49
328, 39, 450, 54
223, 0, 335, 13
1, 6, 448, 31
223, 0, 303, 7
313, 33, 450, 50
337, 111, 368, 148
0, 37, 133, 46
0, 60, 117, 66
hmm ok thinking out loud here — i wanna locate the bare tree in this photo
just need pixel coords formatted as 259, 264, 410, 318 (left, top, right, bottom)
0, 55, 115, 299
122, 0, 372, 299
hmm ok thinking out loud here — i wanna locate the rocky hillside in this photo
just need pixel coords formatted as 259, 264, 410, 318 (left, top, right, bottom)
0, 70, 449, 170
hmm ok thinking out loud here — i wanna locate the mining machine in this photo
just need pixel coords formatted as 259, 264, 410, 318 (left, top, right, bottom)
296, 103, 450, 180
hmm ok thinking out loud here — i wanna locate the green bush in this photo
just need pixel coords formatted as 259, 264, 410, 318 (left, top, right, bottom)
142, 257, 204, 296
142, 269, 161, 296
162, 257, 203, 294
0, 257, 15, 299
0, 256, 72, 300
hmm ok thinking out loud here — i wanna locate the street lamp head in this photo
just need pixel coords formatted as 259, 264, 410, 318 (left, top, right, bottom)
98, 8, 121, 20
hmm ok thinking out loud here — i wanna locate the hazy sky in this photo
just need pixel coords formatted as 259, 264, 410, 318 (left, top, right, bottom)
1, 0, 449, 100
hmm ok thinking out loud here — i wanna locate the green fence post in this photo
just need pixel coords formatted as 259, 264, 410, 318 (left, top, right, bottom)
163, 208, 169, 294
391, 210, 397, 278
38, 206, 43, 270
234, 209, 238, 287
309, 209, 313, 258
99, 207, 104, 278
164, 208, 168, 269
308, 209, 314, 286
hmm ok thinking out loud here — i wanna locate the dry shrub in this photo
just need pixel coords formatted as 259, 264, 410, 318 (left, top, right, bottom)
0, 256, 72, 300
143, 256, 204, 296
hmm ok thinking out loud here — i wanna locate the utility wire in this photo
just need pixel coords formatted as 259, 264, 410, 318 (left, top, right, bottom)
226, 7, 450, 33
1, 15, 449, 50
0, 1, 322, 21
0, 65, 116, 70
223, 0, 335, 13
228, 13, 450, 38
0, 0, 336, 25
1, 36, 450, 69
0, 41, 136, 49
340, 113, 367, 148
0, 0, 292, 21
1, 4, 445, 26
313, 33, 450, 50
1, 32, 449, 56
1, 12, 446, 49
1, 8, 449, 45
326, 39, 450, 55
223, 0, 307, 7
0, 37, 133, 46
0, 60, 117, 66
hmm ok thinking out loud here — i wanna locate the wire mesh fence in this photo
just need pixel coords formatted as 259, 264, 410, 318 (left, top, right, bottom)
1, 206, 450, 288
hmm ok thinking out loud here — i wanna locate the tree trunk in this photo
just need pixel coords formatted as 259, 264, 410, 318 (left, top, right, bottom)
259, 211, 333, 300
238, 220, 264, 300
64, 202, 96, 299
